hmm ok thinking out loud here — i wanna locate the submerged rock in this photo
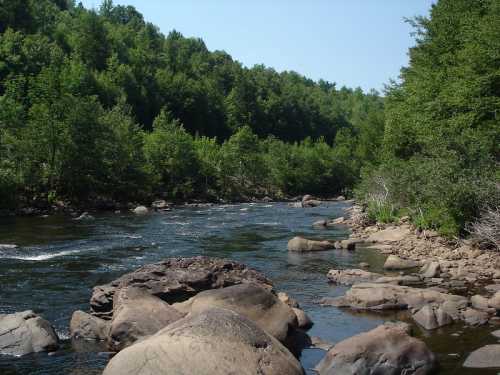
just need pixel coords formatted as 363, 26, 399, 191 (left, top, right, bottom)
315, 322, 436, 375
173, 283, 297, 343
287, 237, 334, 252
327, 269, 382, 285
102, 308, 305, 375
108, 287, 184, 351
90, 256, 272, 319
0, 311, 59, 356
70, 310, 109, 341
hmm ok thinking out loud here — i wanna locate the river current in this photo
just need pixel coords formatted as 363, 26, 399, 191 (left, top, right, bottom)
0, 202, 496, 374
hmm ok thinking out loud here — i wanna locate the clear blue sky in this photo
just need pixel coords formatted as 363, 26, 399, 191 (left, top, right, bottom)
80, 0, 435, 92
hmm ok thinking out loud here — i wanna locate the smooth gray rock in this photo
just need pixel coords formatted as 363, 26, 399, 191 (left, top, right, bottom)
462, 308, 489, 326
102, 308, 305, 375
322, 283, 467, 311
421, 262, 440, 278
464, 345, 500, 368
70, 310, 109, 341
412, 304, 452, 330
327, 269, 382, 285
384, 255, 418, 270
132, 205, 148, 215
173, 283, 297, 343
108, 287, 184, 351
287, 237, 334, 252
0, 311, 59, 356
315, 322, 436, 374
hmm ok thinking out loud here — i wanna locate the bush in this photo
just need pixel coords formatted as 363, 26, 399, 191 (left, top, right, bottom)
467, 206, 500, 251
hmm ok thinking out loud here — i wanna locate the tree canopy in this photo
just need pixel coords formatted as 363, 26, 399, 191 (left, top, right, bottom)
0, 0, 384, 208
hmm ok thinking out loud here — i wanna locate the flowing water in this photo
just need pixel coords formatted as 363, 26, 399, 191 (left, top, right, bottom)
0, 202, 497, 374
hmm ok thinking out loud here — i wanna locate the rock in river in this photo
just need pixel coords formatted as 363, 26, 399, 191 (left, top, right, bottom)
90, 256, 272, 319
464, 345, 500, 368
412, 304, 453, 330
287, 236, 334, 252
321, 282, 467, 311
315, 322, 436, 374
108, 287, 184, 351
70, 310, 109, 341
132, 205, 148, 215
0, 311, 59, 356
173, 283, 297, 343
102, 308, 305, 375
327, 268, 382, 285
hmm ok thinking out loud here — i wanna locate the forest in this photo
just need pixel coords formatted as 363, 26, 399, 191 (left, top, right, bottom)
0, 0, 498, 237
0, 0, 384, 208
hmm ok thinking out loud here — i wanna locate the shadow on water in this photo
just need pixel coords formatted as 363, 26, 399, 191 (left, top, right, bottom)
0, 202, 498, 374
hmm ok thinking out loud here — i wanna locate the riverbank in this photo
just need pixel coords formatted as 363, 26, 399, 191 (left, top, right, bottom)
323, 203, 500, 370
0, 195, 348, 218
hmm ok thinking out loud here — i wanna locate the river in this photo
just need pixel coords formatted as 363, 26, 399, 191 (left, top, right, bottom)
0, 202, 496, 374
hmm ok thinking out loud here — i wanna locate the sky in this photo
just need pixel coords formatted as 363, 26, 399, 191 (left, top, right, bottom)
80, 0, 436, 92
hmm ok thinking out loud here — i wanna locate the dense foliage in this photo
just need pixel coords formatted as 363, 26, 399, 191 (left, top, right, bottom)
0, 0, 384, 208
357, 0, 500, 236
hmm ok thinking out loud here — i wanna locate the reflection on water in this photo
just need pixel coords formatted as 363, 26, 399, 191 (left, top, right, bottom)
0, 202, 497, 374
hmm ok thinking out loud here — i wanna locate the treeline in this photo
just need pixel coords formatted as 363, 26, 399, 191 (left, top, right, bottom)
0, 0, 384, 208
357, 0, 500, 236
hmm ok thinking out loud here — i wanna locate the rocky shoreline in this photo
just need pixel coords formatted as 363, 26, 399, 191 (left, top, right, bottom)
320, 203, 500, 370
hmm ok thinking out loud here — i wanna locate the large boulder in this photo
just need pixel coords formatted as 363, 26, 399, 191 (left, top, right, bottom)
0, 311, 59, 356
287, 237, 334, 252
173, 283, 296, 343
464, 345, 500, 368
384, 255, 419, 270
315, 322, 436, 374
90, 256, 272, 319
102, 308, 305, 375
70, 310, 109, 341
108, 287, 184, 351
